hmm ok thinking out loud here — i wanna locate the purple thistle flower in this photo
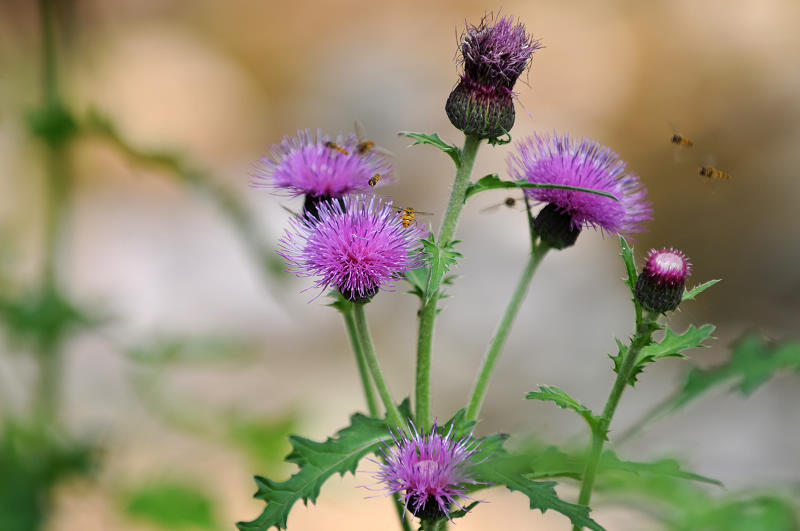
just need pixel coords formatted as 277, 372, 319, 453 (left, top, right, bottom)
255, 128, 392, 201
635, 248, 692, 313
372, 421, 481, 522
446, 14, 541, 139
508, 133, 652, 249
277, 195, 426, 302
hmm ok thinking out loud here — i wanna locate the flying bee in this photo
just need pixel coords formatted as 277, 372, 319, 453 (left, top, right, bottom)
368, 173, 381, 187
698, 166, 731, 180
480, 196, 523, 213
354, 120, 394, 157
393, 206, 432, 228
324, 141, 348, 155
670, 133, 694, 147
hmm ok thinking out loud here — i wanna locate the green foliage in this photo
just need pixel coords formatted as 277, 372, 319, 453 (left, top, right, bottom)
668, 333, 800, 411
464, 174, 620, 201
682, 279, 721, 301
237, 403, 411, 531
618, 236, 638, 294
397, 131, 461, 166
404, 267, 428, 301
526, 385, 601, 433
611, 325, 715, 386
228, 412, 298, 473
123, 481, 217, 530
128, 335, 256, 365
487, 131, 512, 146
27, 100, 77, 146
419, 235, 462, 305
0, 422, 95, 531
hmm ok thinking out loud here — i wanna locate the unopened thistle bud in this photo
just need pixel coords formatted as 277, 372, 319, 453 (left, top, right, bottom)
634, 248, 691, 313
445, 15, 540, 139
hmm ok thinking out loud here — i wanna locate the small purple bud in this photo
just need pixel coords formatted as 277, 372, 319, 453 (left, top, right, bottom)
445, 14, 541, 139
635, 248, 692, 313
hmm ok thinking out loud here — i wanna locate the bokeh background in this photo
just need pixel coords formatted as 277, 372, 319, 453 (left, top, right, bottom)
1, 0, 799, 529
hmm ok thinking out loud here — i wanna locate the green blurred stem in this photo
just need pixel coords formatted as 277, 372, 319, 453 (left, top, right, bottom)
615, 392, 676, 445
415, 134, 481, 430
465, 242, 549, 421
572, 313, 658, 530
352, 303, 403, 428
391, 497, 412, 531
341, 303, 379, 417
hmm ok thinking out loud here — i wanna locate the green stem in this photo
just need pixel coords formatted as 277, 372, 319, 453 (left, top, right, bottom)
572, 315, 657, 530
352, 302, 404, 428
391, 497, 412, 531
415, 134, 482, 430
465, 243, 549, 421
341, 303, 379, 417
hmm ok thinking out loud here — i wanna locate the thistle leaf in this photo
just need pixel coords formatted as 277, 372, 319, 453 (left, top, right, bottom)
398, 131, 461, 166
526, 385, 601, 433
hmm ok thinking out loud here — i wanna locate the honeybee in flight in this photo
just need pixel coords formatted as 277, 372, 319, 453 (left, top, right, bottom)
394, 206, 432, 228
368, 173, 381, 187
354, 120, 394, 157
324, 141, 348, 155
480, 196, 522, 213
670, 133, 694, 147
698, 166, 731, 180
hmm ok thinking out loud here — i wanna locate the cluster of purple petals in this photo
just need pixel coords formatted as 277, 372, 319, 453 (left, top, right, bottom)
255, 129, 392, 198
508, 133, 652, 235
373, 421, 480, 520
459, 14, 541, 91
642, 248, 691, 286
277, 195, 426, 301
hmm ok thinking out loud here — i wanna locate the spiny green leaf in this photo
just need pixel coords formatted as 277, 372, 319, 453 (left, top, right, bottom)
671, 494, 799, 531
487, 131, 512, 146
618, 236, 638, 294
464, 174, 620, 201
682, 279, 721, 301
398, 131, 461, 166
403, 267, 428, 300
526, 385, 601, 433
609, 338, 628, 379
669, 333, 800, 411
420, 235, 462, 305
123, 481, 217, 530
237, 402, 411, 530
472, 453, 604, 531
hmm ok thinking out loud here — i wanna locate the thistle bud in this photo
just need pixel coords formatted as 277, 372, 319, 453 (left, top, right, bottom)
445, 14, 540, 139
634, 248, 691, 313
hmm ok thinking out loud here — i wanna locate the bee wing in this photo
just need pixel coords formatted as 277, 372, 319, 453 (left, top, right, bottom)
354, 119, 367, 143
371, 145, 395, 158
479, 202, 505, 214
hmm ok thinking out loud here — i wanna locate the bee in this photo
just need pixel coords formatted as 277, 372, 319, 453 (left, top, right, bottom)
368, 173, 381, 187
480, 196, 522, 213
698, 166, 731, 180
324, 141, 348, 155
354, 120, 393, 157
670, 133, 694, 147
394, 206, 432, 228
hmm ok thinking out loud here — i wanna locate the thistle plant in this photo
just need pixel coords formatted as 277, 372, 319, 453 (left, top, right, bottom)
236, 11, 795, 531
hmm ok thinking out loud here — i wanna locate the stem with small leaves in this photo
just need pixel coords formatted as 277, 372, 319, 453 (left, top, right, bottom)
572, 312, 659, 530
415, 134, 482, 430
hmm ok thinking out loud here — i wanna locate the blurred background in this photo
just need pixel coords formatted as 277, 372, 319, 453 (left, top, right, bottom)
0, 0, 799, 529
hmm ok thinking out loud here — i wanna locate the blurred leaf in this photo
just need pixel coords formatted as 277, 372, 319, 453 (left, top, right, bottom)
123, 481, 217, 530
464, 174, 620, 201
669, 333, 800, 412
398, 131, 461, 166
526, 385, 601, 433
128, 335, 255, 365
672, 495, 799, 531
682, 279, 721, 302
228, 412, 298, 472
237, 401, 412, 531
27, 100, 77, 146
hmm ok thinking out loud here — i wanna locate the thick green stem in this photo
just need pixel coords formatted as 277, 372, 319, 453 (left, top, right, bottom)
465, 243, 549, 421
391, 497, 412, 531
415, 134, 482, 430
572, 316, 657, 530
352, 303, 404, 428
341, 304, 379, 417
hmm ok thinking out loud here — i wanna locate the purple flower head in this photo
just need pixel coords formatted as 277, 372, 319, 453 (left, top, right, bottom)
508, 133, 652, 240
277, 195, 426, 302
372, 421, 481, 522
459, 14, 541, 93
255, 129, 392, 200
446, 14, 541, 139
635, 247, 691, 313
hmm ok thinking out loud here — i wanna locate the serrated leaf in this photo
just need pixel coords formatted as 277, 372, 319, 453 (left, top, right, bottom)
609, 338, 628, 378
464, 174, 620, 202
669, 333, 800, 411
618, 236, 638, 294
420, 235, 462, 305
487, 131, 512, 146
682, 279, 721, 301
526, 385, 600, 433
404, 267, 428, 300
398, 131, 460, 166
238, 401, 412, 530
123, 481, 217, 530
472, 453, 604, 531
